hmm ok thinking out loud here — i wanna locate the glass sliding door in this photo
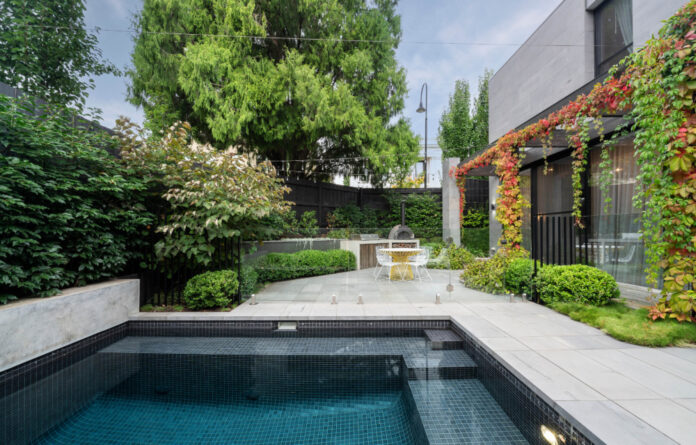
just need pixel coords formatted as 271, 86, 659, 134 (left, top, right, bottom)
588, 137, 647, 286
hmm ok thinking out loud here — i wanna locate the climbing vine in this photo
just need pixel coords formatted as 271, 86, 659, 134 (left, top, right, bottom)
453, 1, 696, 322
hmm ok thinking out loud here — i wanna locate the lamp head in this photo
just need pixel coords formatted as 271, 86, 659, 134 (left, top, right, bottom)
416, 103, 426, 113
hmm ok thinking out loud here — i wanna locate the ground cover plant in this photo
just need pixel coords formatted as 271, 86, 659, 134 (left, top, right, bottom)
255, 249, 356, 283
549, 301, 696, 347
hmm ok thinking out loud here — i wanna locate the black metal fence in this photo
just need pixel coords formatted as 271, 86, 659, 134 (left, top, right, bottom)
285, 178, 488, 227
532, 212, 590, 266
139, 237, 242, 306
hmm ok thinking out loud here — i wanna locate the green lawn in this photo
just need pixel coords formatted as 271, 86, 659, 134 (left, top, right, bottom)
548, 301, 696, 347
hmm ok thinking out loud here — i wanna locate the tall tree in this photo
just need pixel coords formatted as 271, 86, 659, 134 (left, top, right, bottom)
438, 69, 492, 159
0, 0, 117, 106
128, 0, 419, 185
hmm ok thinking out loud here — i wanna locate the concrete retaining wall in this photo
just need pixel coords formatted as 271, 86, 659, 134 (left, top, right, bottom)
0, 279, 139, 372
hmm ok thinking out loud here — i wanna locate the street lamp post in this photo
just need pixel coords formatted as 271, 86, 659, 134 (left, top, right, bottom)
416, 83, 428, 188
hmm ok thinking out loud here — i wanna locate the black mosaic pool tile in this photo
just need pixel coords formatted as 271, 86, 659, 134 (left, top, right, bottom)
451, 324, 594, 445
409, 379, 529, 444
0, 323, 128, 400
424, 329, 464, 350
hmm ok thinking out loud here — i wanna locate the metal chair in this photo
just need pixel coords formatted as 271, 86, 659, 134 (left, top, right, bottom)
409, 246, 432, 281
375, 248, 404, 280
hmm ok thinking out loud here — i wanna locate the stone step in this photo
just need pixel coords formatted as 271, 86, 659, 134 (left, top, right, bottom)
404, 349, 477, 380
424, 329, 464, 350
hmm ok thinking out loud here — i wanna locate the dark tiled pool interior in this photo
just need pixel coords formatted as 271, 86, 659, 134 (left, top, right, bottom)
0, 321, 593, 445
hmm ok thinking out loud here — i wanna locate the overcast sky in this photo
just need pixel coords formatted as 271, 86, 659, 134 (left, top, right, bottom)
84, 0, 562, 142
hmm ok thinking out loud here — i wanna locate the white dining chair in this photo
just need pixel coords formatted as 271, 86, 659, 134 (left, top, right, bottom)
409, 246, 432, 281
375, 248, 404, 280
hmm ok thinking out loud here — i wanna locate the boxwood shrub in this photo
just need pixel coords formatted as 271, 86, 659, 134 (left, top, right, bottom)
183, 269, 239, 309
255, 249, 356, 282
504, 258, 534, 295
534, 265, 619, 306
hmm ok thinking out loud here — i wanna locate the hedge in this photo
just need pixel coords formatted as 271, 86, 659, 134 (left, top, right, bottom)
534, 264, 620, 306
255, 249, 356, 282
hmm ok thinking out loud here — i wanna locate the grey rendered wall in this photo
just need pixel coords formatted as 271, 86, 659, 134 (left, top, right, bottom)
489, 0, 687, 143
488, 0, 594, 142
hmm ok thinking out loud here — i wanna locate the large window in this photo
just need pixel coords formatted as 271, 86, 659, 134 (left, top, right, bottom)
588, 137, 646, 286
595, 0, 633, 76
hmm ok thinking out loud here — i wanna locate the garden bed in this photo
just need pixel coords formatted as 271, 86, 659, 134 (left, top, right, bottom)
548, 301, 696, 347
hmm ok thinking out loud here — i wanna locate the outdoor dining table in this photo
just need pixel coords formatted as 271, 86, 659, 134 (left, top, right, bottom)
380, 247, 423, 281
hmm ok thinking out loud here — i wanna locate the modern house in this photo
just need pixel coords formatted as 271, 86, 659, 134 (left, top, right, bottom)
467, 0, 686, 300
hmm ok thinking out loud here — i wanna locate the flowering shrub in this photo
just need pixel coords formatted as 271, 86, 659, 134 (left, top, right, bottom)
116, 119, 289, 266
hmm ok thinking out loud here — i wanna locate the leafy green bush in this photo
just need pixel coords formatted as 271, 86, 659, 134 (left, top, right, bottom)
327, 204, 379, 230
384, 192, 442, 238
183, 270, 239, 309
428, 245, 475, 270
460, 248, 528, 294
0, 96, 153, 304
298, 211, 319, 237
240, 265, 259, 297
461, 208, 489, 228
461, 227, 489, 257
534, 265, 619, 306
504, 258, 534, 295
256, 249, 356, 282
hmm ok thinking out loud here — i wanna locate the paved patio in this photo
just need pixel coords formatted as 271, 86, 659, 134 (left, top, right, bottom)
134, 269, 696, 444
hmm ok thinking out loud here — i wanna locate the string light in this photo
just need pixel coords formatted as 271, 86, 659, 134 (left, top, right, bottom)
13, 23, 617, 48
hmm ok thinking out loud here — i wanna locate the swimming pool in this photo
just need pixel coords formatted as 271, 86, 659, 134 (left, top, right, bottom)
0, 321, 592, 444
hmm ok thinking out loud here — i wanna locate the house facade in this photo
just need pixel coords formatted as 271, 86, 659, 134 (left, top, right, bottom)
480, 0, 686, 297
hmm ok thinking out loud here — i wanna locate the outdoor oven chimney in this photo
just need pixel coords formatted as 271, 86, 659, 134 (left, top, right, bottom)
400, 199, 405, 226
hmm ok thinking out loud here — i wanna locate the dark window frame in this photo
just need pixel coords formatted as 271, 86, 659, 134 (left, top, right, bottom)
594, 0, 633, 76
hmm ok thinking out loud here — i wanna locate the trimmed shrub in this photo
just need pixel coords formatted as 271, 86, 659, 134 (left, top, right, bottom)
183, 270, 239, 309
460, 248, 528, 294
534, 265, 620, 306
240, 265, 258, 297
504, 258, 534, 295
255, 249, 357, 282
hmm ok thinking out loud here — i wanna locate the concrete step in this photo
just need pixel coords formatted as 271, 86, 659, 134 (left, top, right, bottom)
404, 349, 477, 380
424, 329, 464, 350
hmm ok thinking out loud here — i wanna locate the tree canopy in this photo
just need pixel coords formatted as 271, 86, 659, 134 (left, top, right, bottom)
0, 0, 117, 106
438, 69, 492, 159
128, 0, 419, 185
